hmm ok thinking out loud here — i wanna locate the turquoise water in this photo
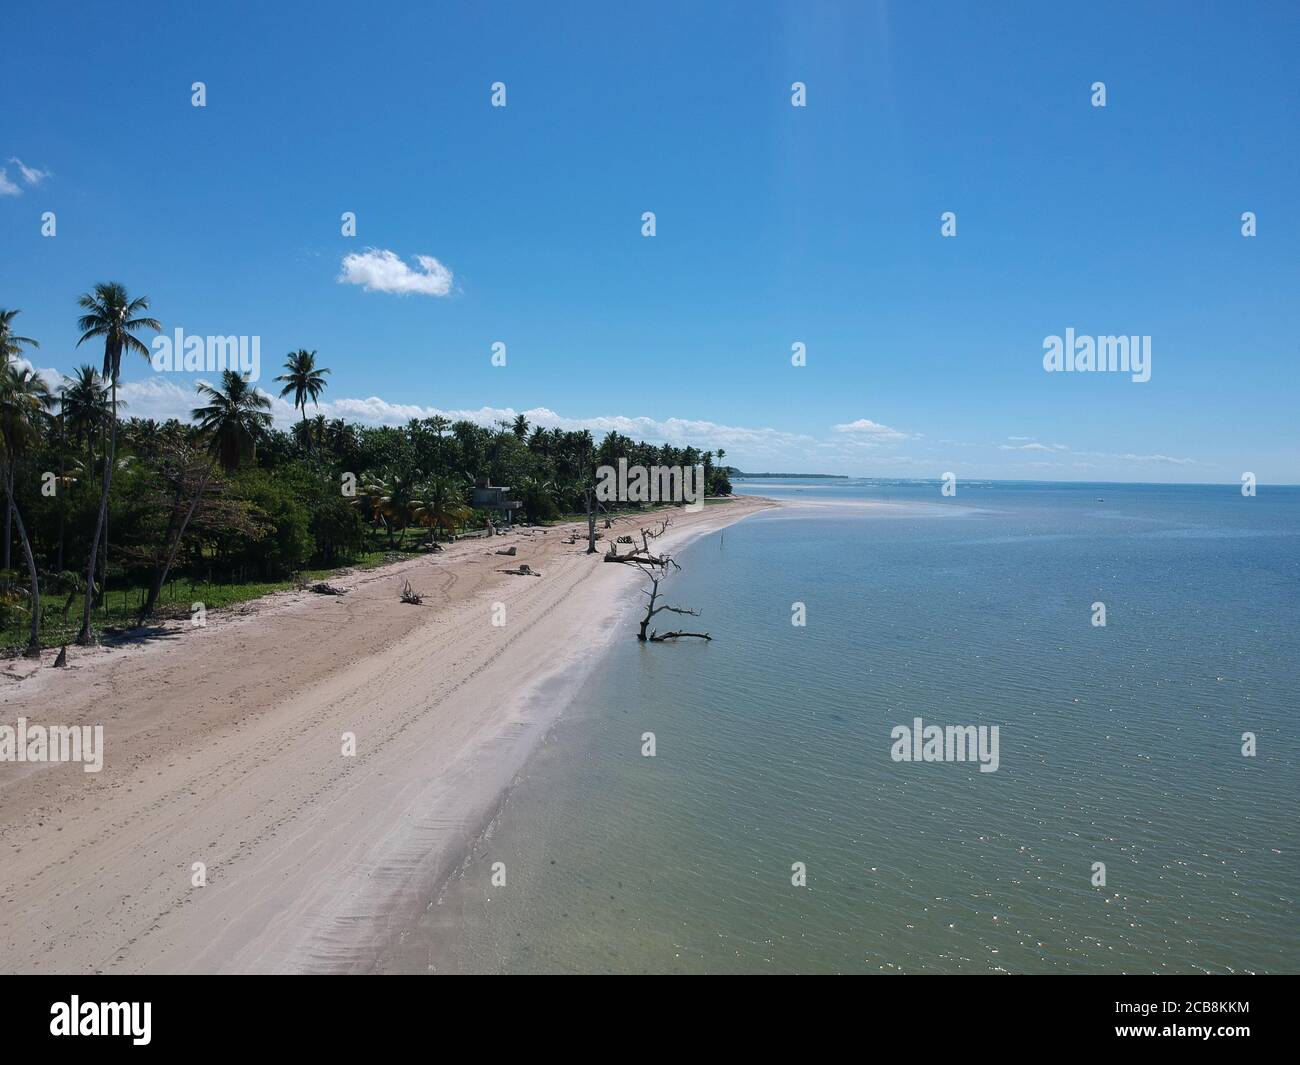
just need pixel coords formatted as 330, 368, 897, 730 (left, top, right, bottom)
402, 481, 1299, 974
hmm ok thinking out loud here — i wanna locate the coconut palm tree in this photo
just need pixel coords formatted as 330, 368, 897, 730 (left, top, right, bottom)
59, 365, 110, 466
413, 474, 472, 540
140, 372, 272, 617
352, 468, 423, 548
274, 349, 330, 441
511, 413, 529, 440
74, 282, 161, 643
0, 309, 39, 367
292, 412, 328, 451
351, 476, 392, 544
0, 310, 41, 575
192, 370, 273, 471
325, 417, 356, 459
57, 366, 124, 600
429, 414, 451, 471
0, 363, 55, 655
0, 308, 38, 374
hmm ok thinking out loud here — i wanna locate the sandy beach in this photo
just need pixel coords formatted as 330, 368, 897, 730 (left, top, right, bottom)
0, 495, 774, 973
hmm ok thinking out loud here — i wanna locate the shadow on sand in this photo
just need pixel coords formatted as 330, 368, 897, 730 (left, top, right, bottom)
98, 624, 186, 647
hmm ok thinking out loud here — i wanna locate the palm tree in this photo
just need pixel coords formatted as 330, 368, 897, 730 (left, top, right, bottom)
413, 474, 472, 540
141, 372, 271, 617
58, 366, 117, 595
429, 415, 451, 471
352, 476, 392, 544
291, 412, 327, 451
74, 282, 161, 643
274, 349, 331, 441
192, 371, 273, 471
353, 468, 423, 548
0, 364, 55, 655
0, 308, 39, 366
0, 310, 41, 576
59, 365, 110, 466
511, 413, 529, 440
325, 417, 356, 459
516, 473, 559, 522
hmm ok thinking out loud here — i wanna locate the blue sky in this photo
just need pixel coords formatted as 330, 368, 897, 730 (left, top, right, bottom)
2, 0, 1297, 481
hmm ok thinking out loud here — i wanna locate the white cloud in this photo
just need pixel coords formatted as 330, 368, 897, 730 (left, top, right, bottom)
999, 441, 1069, 452
303, 398, 821, 458
9, 158, 50, 186
101, 379, 1206, 475
1113, 453, 1198, 466
831, 418, 910, 441
113, 380, 823, 460
116, 377, 196, 421
337, 249, 454, 296
12, 358, 61, 391
1, 158, 50, 196
996, 440, 1202, 467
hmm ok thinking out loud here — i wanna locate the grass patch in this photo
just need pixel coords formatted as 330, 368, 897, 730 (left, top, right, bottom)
1, 544, 420, 652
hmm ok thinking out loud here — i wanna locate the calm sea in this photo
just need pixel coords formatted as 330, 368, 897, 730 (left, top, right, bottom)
393, 480, 1299, 974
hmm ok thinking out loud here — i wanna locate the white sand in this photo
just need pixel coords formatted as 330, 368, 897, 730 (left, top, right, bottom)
0, 496, 774, 973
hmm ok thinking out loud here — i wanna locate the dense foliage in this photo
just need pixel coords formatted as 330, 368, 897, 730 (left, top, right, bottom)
0, 292, 731, 650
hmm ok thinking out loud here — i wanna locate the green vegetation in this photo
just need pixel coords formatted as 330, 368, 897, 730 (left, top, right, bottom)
0, 287, 733, 651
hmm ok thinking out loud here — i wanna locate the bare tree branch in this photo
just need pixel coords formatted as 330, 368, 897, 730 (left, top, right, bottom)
649, 629, 712, 642
630, 548, 709, 642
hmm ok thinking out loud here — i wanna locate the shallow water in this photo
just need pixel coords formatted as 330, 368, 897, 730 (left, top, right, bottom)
398, 481, 1299, 974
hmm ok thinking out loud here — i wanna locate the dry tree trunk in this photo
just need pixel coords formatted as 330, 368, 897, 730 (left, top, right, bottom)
649, 630, 712, 642
631, 551, 710, 642
585, 488, 598, 554
604, 517, 673, 567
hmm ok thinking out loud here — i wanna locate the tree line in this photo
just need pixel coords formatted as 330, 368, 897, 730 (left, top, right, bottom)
0, 284, 732, 654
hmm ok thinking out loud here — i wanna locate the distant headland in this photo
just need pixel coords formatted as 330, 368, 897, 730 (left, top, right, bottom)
730, 470, 850, 479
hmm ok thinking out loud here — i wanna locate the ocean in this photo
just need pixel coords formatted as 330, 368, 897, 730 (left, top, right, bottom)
395, 480, 1299, 974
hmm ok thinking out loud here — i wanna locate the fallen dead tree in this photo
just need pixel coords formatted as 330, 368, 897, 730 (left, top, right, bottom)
629, 553, 710, 642
310, 582, 347, 595
400, 580, 423, 604
502, 564, 541, 577
604, 518, 673, 567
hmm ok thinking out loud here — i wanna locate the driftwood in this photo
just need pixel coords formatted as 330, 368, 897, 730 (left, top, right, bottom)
502, 564, 541, 577
604, 518, 673, 567
310, 582, 347, 595
400, 580, 423, 605
496, 546, 517, 556
650, 629, 712, 642
628, 551, 710, 642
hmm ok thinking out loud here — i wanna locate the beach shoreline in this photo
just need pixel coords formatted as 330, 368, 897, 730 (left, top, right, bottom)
0, 495, 776, 973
